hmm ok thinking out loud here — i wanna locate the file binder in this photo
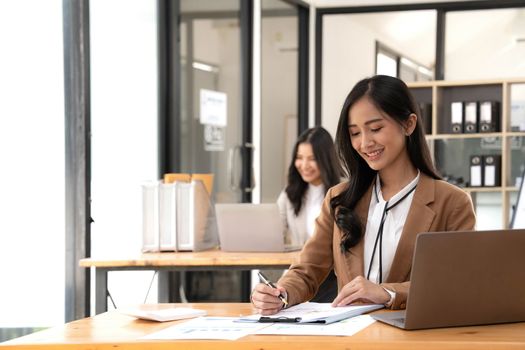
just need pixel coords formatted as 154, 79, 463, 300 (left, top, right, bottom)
144, 174, 218, 252
450, 102, 464, 134
469, 155, 483, 187
464, 101, 478, 133
142, 181, 160, 252
483, 155, 501, 187
176, 179, 219, 251
479, 101, 500, 132
159, 181, 177, 251
191, 173, 214, 195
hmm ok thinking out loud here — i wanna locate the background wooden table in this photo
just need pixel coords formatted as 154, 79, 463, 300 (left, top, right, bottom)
80, 250, 300, 314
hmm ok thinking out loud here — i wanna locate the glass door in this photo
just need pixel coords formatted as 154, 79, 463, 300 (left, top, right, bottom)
176, 0, 248, 302
168, 0, 308, 302
179, 1, 246, 204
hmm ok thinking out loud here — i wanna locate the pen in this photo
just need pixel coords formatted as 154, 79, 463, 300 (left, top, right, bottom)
257, 271, 288, 306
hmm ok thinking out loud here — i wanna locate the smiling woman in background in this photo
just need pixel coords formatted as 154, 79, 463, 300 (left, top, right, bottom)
277, 126, 343, 302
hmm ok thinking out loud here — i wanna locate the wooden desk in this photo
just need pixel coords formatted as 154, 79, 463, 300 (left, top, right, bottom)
79, 250, 299, 314
3, 303, 525, 350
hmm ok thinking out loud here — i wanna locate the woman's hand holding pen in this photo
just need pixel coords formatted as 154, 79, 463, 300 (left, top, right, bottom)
251, 283, 288, 315
331, 276, 390, 307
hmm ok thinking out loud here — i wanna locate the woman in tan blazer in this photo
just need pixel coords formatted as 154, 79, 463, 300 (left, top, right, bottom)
251, 75, 476, 315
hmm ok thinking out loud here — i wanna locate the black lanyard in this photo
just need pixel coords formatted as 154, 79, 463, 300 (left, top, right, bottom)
366, 182, 417, 283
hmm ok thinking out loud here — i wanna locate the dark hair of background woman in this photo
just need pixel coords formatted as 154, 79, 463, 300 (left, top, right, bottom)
286, 126, 343, 216
331, 75, 441, 253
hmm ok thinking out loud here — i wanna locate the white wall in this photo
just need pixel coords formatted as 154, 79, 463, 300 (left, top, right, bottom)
322, 14, 375, 137
445, 9, 525, 80
0, 0, 65, 328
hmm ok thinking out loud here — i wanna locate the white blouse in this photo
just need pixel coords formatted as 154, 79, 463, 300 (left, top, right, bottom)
277, 183, 325, 247
364, 172, 420, 284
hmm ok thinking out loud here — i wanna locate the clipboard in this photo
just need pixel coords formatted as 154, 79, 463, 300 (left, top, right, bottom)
238, 302, 383, 324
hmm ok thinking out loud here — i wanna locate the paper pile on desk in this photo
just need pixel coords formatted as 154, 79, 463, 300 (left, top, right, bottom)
120, 307, 206, 322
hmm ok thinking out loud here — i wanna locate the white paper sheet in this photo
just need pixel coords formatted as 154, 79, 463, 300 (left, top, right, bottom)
255, 315, 376, 336
142, 317, 271, 341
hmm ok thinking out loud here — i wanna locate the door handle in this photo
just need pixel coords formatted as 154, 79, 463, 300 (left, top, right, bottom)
228, 145, 242, 191
242, 143, 255, 193
228, 143, 255, 193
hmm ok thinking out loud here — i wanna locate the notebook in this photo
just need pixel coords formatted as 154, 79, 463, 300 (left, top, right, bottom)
215, 203, 301, 252
372, 229, 525, 330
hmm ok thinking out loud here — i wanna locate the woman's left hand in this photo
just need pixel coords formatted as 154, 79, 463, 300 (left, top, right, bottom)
331, 276, 390, 307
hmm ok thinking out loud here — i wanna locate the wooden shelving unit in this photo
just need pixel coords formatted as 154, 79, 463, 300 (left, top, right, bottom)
408, 79, 525, 229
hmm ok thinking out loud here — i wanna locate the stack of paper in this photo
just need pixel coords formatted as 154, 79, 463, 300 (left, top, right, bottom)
120, 307, 206, 322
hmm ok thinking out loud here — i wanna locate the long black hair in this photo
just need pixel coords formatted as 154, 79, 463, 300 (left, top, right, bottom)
331, 75, 440, 253
286, 126, 343, 215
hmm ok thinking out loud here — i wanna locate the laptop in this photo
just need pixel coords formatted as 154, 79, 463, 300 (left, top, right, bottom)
215, 203, 301, 252
372, 229, 525, 330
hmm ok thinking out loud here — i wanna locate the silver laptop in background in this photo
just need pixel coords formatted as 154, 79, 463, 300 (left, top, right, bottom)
372, 229, 525, 330
215, 203, 301, 252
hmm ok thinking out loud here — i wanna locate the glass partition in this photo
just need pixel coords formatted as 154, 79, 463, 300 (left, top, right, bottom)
179, 0, 243, 205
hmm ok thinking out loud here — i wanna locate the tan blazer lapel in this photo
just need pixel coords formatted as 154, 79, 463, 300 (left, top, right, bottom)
386, 174, 436, 283
342, 185, 373, 282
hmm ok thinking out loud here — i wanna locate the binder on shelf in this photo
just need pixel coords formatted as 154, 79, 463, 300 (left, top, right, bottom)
159, 181, 177, 251
483, 155, 501, 187
469, 155, 483, 187
450, 102, 464, 134
479, 101, 500, 132
464, 101, 478, 133
142, 181, 160, 252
